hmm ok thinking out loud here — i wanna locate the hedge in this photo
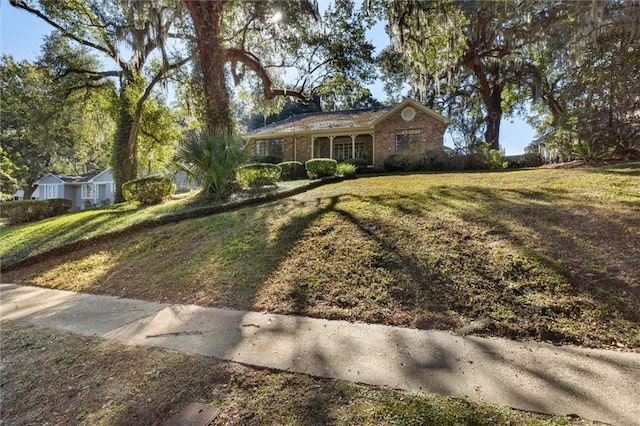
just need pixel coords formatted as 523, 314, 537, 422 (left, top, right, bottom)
0, 198, 72, 225
383, 153, 410, 172
305, 158, 337, 179
47, 198, 73, 216
278, 161, 306, 181
236, 163, 282, 188
122, 175, 174, 205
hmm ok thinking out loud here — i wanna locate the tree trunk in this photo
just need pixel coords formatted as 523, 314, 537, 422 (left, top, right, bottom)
112, 74, 139, 203
484, 86, 503, 151
183, 0, 232, 134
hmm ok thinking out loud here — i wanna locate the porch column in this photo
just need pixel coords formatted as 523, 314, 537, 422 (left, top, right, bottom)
351, 134, 356, 159
371, 133, 375, 166
329, 136, 334, 160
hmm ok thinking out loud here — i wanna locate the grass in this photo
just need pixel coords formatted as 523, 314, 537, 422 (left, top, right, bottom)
0, 180, 312, 268
2, 164, 639, 349
0, 320, 599, 425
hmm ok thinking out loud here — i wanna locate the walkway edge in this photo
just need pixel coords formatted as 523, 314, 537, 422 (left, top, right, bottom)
2, 284, 639, 426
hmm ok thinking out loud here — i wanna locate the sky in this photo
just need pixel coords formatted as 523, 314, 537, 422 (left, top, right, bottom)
0, 1, 537, 155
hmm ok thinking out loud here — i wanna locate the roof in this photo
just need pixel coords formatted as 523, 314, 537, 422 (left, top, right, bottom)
246, 108, 390, 138
34, 168, 112, 186
245, 99, 449, 139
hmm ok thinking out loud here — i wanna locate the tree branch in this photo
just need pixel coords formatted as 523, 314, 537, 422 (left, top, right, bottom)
134, 56, 193, 118
226, 48, 313, 103
54, 68, 122, 81
9, 0, 115, 61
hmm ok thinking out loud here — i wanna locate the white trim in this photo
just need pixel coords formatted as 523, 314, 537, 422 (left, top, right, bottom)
34, 173, 65, 185
293, 135, 297, 162
41, 184, 61, 199
373, 98, 449, 125
81, 184, 95, 200
401, 107, 416, 121
87, 167, 112, 183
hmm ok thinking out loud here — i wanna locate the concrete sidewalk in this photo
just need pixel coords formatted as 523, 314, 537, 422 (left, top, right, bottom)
1, 284, 639, 425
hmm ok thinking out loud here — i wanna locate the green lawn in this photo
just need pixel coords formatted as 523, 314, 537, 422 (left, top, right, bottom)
0, 180, 311, 268
3, 163, 639, 349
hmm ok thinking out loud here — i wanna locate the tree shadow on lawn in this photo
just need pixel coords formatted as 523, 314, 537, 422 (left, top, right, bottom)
4, 180, 639, 348
583, 161, 640, 176
369, 184, 639, 347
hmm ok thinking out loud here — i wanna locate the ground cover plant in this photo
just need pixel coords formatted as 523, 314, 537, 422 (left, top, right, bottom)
0, 320, 599, 425
2, 163, 639, 349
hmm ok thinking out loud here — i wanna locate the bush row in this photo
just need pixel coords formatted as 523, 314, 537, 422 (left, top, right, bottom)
234, 158, 365, 189
0, 198, 72, 225
382, 149, 541, 173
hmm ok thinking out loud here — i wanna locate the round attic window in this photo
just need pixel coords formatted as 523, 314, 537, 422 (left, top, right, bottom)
401, 107, 416, 121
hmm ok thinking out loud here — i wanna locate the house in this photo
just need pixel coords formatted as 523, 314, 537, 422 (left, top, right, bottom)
243, 98, 450, 169
11, 189, 25, 201
34, 168, 115, 210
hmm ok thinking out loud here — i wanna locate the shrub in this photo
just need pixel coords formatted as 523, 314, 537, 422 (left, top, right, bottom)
174, 132, 248, 200
237, 163, 282, 188
1, 200, 50, 224
343, 158, 368, 169
248, 155, 282, 164
336, 163, 357, 178
278, 161, 306, 181
486, 149, 509, 170
505, 153, 543, 168
305, 158, 337, 179
46, 198, 72, 216
383, 153, 410, 172
122, 175, 174, 205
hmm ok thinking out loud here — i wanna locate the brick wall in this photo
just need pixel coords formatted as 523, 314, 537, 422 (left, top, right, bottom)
294, 135, 312, 163
282, 136, 295, 162
373, 107, 448, 169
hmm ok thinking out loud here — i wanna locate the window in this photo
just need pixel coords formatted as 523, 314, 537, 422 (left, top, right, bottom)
256, 139, 283, 158
395, 130, 421, 151
82, 184, 94, 199
332, 136, 352, 161
42, 184, 58, 199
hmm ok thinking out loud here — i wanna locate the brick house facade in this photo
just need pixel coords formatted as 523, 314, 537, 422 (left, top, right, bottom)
244, 98, 449, 169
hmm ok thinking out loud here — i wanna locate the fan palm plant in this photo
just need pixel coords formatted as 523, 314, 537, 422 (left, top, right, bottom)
174, 131, 247, 200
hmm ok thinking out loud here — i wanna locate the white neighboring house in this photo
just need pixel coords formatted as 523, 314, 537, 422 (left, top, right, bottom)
34, 168, 115, 210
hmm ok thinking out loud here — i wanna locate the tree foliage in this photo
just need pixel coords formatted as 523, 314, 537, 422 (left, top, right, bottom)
10, 0, 191, 202
184, 0, 377, 132
0, 52, 114, 195
385, 0, 570, 150
528, 1, 640, 160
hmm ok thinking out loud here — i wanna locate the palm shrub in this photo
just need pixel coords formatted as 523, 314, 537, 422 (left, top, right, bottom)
336, 163, 357, 178
343, 158, 368, 169
174, 131, 248, 200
